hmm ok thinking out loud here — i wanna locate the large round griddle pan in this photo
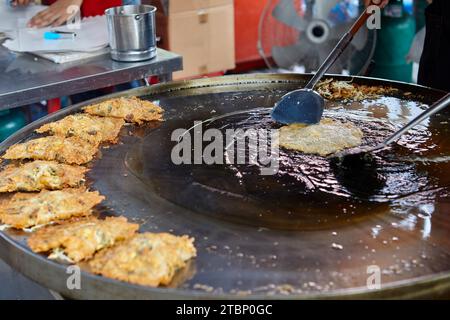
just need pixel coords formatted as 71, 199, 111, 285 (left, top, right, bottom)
0, 74, 449, 299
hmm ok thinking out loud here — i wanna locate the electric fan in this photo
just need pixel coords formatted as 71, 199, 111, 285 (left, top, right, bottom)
258, 0, 376, 75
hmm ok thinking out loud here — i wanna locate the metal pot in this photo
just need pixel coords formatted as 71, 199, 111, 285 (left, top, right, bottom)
105, 5, 157, 62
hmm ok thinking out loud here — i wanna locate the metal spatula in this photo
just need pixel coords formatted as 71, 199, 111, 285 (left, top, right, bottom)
332, 92, 450, 159
271, 5, 375, 125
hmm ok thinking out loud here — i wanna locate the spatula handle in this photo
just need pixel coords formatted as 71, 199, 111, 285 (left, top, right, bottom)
304, 6, 373, 90
350, 7, 373, 36
384, 93, 450, 146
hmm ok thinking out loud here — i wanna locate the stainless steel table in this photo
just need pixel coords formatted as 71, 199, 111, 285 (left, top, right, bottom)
0, 47, 182, 111
0, 46, 182, 299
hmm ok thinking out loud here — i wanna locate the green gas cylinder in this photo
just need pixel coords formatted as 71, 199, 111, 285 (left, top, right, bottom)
0, 109, 26, 142
370, 0, 416, 83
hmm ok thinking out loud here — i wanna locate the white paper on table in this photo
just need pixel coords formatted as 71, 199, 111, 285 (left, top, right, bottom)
34, 47, 110, 64
3, 15, 109, 53
0, 2, 48, 31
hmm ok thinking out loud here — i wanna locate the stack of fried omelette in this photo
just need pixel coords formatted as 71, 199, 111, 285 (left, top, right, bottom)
0, 97, 196, 288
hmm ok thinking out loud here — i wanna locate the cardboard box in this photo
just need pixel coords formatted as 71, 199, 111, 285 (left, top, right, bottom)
168, 0, 231, 13
145, 0, 235, 79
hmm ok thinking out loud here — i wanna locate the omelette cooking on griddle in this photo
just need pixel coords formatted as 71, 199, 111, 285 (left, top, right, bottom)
276, 80, 383, 156
279, 118, 363, 157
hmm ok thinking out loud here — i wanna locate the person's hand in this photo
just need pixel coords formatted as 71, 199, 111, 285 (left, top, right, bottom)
12, 0, 33, 6
365, 0, 390, 8
27, 0, 83, 28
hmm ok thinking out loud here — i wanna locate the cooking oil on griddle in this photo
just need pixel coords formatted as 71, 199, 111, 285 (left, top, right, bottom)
125, 92, 450, 232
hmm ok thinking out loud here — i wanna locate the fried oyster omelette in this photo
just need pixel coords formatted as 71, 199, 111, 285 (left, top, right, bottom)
279, 118, 364, 156
316, 78, 398, 101
36, 114, 125, 144
0, 161, 87, 193
28, 216, 139, 263
0, 188, 104, 229
83, 97, 163, 124
89, 233, 196, 287
2, 136, 99, 165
